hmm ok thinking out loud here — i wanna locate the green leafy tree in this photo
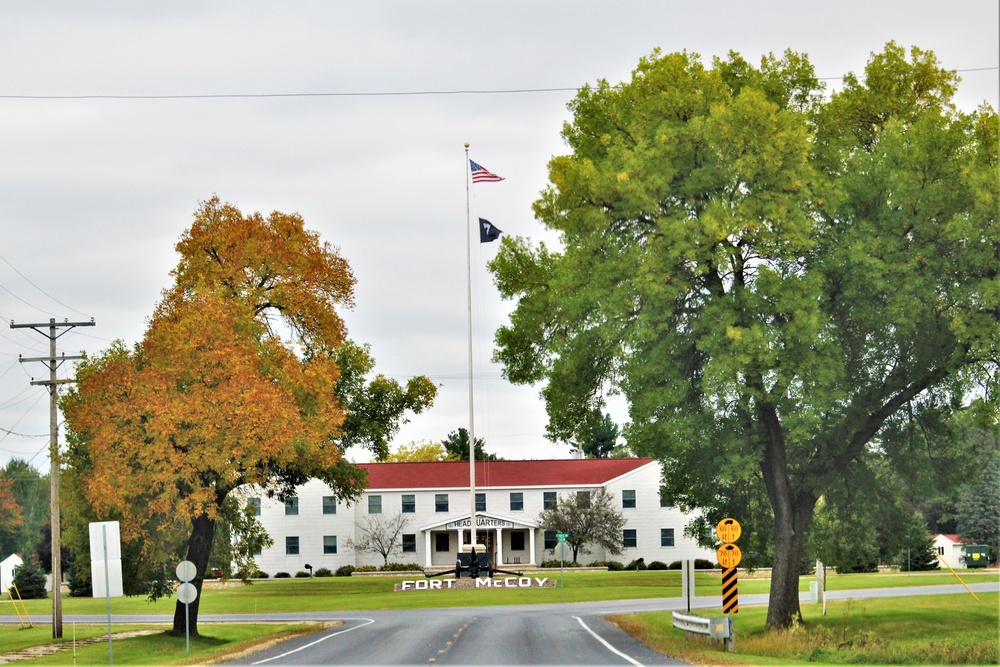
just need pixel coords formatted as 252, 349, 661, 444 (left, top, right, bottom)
34, 522, 73, 576
896, 526, 940, 572
0, 460, 47, 559
956, 446, 1000, 563
386, 441, 454, 462
208, 496, 274, 580
490, 44, 997, 628
442, 428, 501, 461
11, 556, 47, 600
537, 488, 626, 563
808, 498, 879, 574
577, 414, 620, 459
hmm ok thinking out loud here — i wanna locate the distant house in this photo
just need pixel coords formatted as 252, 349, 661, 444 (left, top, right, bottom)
1, 553, 23, 593
931, 534, 966, 568
245, 458, 716, 575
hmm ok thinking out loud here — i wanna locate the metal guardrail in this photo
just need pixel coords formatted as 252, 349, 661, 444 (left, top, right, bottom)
672, 611, 734, 652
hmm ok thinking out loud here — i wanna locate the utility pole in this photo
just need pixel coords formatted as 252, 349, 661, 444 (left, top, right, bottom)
11, 317, 94, 639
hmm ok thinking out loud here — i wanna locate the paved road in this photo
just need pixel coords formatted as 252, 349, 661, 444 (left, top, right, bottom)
4, 583, 996, 665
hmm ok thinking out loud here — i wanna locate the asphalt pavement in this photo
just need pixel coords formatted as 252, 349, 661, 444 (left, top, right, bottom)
3, 583, 996, 666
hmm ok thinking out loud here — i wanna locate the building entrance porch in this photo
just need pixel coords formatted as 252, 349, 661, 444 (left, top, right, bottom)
421, 512, 537, 569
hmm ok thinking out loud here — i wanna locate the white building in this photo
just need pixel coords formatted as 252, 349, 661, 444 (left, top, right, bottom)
247, 458, 715, 575
1, 553, 22, 593
932, 534, 967, 568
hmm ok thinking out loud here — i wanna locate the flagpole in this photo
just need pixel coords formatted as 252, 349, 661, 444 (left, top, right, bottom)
464, 142, 477, 549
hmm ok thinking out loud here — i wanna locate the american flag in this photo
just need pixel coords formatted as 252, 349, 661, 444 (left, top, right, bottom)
470, 159, 505, 183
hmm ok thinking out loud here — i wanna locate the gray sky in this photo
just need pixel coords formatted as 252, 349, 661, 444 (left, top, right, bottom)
1, 1, 997, 470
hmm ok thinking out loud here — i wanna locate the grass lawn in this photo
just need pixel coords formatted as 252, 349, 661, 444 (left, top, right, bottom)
2, 569, 996, 665
0, 623, 325, 666
5, 569, 996, 617
609, 592, 999, 666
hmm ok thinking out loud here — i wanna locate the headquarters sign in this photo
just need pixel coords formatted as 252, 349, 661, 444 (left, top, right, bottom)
444, 517, 514, 530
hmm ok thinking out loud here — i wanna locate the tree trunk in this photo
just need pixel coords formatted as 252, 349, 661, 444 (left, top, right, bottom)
765, 497, 815, 629
171, 513, 216, 637
757, 403, 817, 629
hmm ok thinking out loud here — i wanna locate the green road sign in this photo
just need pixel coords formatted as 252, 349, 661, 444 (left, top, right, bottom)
556, 533, 568, 542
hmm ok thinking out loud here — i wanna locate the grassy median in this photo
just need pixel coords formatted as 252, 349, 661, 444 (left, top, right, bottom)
610, 592, 999, 666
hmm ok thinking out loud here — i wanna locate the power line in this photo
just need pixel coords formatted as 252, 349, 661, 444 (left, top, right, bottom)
0, 68, 994, 101
0, 253, 93, 319
0, 426, 47, 438
0, 87, 579, 100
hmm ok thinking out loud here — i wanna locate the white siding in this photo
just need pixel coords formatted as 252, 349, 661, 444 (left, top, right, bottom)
246, 461, 716, 575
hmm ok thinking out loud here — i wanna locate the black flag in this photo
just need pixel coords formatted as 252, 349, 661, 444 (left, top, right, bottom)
479, 218, 502, 243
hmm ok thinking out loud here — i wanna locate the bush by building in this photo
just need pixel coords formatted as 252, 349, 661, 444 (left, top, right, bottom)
11, 557, 47, 599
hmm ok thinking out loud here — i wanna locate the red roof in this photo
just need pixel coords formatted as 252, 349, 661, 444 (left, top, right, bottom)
359, 458, 655, 490
934, 534, 962, 544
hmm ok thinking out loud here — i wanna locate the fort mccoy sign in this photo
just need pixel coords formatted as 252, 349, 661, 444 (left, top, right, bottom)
395, 576, 554, 592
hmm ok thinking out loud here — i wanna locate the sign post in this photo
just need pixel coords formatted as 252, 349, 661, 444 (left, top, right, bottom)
175, 561, 198, 654
681, 560, 696, 612
716, 518, 741, 614
556, 533, 568, 602
89, 521, 123, 666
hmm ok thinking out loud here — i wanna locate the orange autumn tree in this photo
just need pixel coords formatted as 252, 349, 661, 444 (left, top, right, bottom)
62, 197, 434, 635
0, 477, 23, 535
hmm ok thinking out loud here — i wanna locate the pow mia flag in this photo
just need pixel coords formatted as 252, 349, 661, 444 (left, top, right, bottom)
479, 218, 503, 243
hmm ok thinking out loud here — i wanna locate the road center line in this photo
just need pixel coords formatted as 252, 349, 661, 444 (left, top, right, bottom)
251, 618, 376, 665
573, 616, 643, 667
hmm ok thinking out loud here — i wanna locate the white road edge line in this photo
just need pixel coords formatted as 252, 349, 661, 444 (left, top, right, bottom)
574, 616, 643, 667
251, 618, 376, 665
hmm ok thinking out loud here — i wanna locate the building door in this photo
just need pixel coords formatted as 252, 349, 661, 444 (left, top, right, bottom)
477, 530, 496, 565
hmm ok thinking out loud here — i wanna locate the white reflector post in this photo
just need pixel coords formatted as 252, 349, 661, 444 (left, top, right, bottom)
89, 521, 123, 598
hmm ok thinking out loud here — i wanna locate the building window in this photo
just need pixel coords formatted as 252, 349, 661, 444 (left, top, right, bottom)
247, 497, 261, 516
577, 490, 591, 507
284, 497, 299, 516
476, 493, 486, 512
510, 531, 525, 551
937, 546, 945, 556
368, 495, 382, 514
623, 529, 637, 548
323, 536, 337, 554
661, 528, 675, 547
543, 491, 557, 510
401, 494, 415, 513
285, 536, 299, 555
544, 530, 557, 550
660, 492, 669, 508
435, 532, 450, 552
622, 490, 636, 509
322, 496, 337, 515
510, 492, 524, 511
402, 534, 416, 553
435, 494, 449, 512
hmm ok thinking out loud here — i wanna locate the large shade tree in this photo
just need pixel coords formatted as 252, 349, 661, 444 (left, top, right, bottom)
489, 44, 997, 628
62, 197, 435, 635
